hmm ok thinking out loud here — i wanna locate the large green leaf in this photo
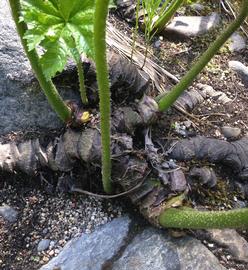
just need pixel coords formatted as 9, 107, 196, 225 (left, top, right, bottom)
20, 0, 95, 80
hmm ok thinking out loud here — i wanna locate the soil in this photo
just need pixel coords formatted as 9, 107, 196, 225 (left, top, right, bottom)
1, 4, 248, 270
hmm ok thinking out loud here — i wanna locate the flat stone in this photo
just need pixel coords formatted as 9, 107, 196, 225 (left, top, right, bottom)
112, 228, 180, 270
176, 237, 226, 270
229, 60, 248, 86
112, 228, 226, 270
207, 229, 248, 263
0, 0, 78, 135
221, 126, 241, 139
40, 216, 131, 270
228, 32, 246, 52
0, 205, 18, 223
37, 239, 51, 252
163, 13, 221, 38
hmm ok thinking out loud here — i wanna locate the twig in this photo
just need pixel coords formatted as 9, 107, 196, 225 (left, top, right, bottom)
71, 170, 151, 199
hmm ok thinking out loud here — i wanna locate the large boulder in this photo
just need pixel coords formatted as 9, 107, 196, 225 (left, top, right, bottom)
0, 0, 78, 135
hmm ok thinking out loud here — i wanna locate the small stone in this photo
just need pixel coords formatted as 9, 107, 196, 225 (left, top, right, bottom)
190, 3, 205, 11
38, 239, 51, 252
42, 256, 50, 263
0, 205, 18, 223
170, 169, 187, 192
49, 241, 55, 249
54, 249, 60, 254
154, 40, 161, 48
48, 250, 55, 256
189, 167, 217, 187
221, 126, 241, 139
229, 61, 248, 86
207, 229, 248, 263
228, 32, 246, 52
42, 228, 48, 235
164, 13, 221, 38
183, 120, 192, 128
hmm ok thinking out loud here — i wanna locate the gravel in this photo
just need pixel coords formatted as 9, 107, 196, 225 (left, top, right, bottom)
0, 184, 124, 269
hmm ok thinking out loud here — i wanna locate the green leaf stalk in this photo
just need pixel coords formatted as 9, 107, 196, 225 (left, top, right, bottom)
159, 207, 248, 229
76, 58, 88, 105
9, 0, 71, 123
152, 0, 184, 34
157, 0, 248, 112
94, 0, 112, 193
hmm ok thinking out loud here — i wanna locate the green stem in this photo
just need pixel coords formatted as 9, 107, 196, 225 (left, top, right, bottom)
157, 0, 248, 112
94, 0, 112, 193
159, 207, 248, 229
8, 0, 71, 123
152, 0, 184, 33
76, 59, 88, 105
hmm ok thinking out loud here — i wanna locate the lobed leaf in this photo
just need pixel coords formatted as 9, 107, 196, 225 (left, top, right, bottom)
20, 0, 95, 80
40, 40, 68, 79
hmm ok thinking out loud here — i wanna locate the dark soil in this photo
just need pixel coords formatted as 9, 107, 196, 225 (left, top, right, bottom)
1, 4, 248, 270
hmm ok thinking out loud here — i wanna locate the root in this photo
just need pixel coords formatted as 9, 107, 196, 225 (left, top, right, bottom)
169, 135, 248, 180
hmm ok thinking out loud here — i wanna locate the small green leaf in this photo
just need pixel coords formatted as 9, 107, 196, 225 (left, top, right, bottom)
57, 0, 75, 21
40, 40, 68, 79
21, 0, 60, 17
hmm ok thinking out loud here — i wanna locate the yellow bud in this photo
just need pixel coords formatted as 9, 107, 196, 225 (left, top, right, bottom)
81, 111, 90, 123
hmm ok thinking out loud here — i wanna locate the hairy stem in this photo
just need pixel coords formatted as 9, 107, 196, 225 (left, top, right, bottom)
152, 0, 184, 33
9, 0, 71, 123
76, 59, 88, 105
159, 207, 248, 229
94, 0, 112, 193
157, 0, 248, 111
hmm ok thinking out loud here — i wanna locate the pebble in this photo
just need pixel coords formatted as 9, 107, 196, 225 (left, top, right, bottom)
42, 257, 49, 263
37, 239, 51, 252
221, 126, 241, 139
49, 241, 55, 249
154, 40, 161, 48
164, 12, 221, 38
0, 205, 18, 223
190, 3, 205, 11
228, 32, 246, 52
229, 61, 248, 86
48, 250, 55, 257
207, 229, 248, 263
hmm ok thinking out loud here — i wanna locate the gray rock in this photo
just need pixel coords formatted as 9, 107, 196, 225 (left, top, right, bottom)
189, 166, 217, 187
37, 239, 51, 252
176, 237, 226, 270
228, 32, 246, 52
0, 0, 78, 135
164, 13, 221, 38
170, 169, 187, 192
197, 83, 232, 104
207, 229, 248, 263
229, 60, 248, 86
112, 228, 180, 270
112, 228, 226, 270
154, 40, 161, 48
221, 126, 241, 139
40, 216, 131, 270
0, 205, 18, 223
190, 3, 205, 12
